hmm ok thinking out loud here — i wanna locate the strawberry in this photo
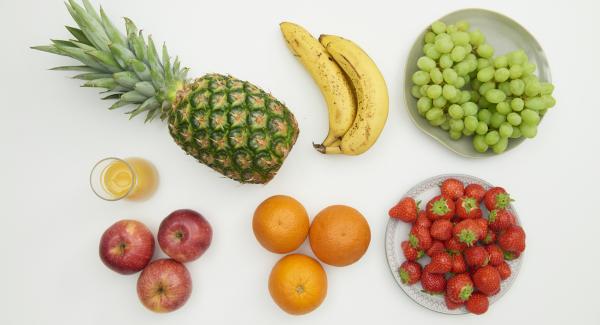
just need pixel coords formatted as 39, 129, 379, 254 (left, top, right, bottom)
484, 187, 512, 210
409, 225, 433, 251
464, 183, 486, 202
464, 246, 489, 269
445, 237, 467, 254
451, 253, 467, 274
473, 265, 501, 296
399, 261, 422, 285
498, 225, 526, 254
456, 196, 483, 219
473, 218, 488, 240
466, 292, 489, 314
401, 240, 423, 261
426, 195, 455, 220
421, 270, 446, 294
444, 293, 464, 310
446, 273, 474, 303
441, 178, 465, 200
426, 240, 446, 257
481, 231, 496, 245
485, 244, 504, 266
452, 219, 480, 246
430, 219, 453, 241
503, 250, 521, 261
426, 252, 452, 274
389, 197, 418, 223
415, 211, 431, 228
496, 261, 512, 280
488, 209, 513, 231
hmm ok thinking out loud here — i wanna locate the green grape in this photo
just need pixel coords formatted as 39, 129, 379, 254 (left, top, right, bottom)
490, 112, 506, 129
450, 46, 467, 62
477, 66, 495, 82
469, 29, 485, 46
471, 90, 480, 102
456, 20, 470, 31
425, 31, 436, 44
509, 79, 525, 96
478, 96, 491, 109
508, 50, 526, 67
463, 128, 474, 136
433, 96, 447, 108
521, 109, 540, 125
496, 101, 511, 115
525, 79, 541, 97
510, 98, 524, 111
440, 120, 450, 130
435, 35, 454, 54
478, 108, 492, 124
430, 68, 443, 85
425, 107, 443, 121
484, 130, 500, 145
525, 97, 545, 111
411, 85, 422, 98
498, 81, 512, 96
454, 61, 471, 76
412, 70, 431, 86
494, 68, 510, 82
521, 75, 538, 85
454, 77, 466, 88
460, 90, 471, 103
449, 91, 463, 104
462, 102, 478, 116
509, 65, 523, 79
423, 43, 433, 53
449, 130, 463, 140
431, 21, 446, 34
417, 56, 437, 72
443, 68, 458, 84
499, 122, 513, 138
430, 115, 447, 126
451, 31, 470, 46
447, 25, 458, 34
477, 43, 494, 58
494, 55, 508, 68
427, 84, 442, 99
417, 97, 433, 115
464, 115, 478, 131
485, 89, 506, 104
449, 118, 464, 131
425, 46, 441, 60
540, 82, 554, 95
448, 104, 464, 119
510, 126, 522, 138
523, 62, 536, 76
464, 43, 473, 53
476, 121, 489, 135
419, 85, 429, 97
443, 84, 458, 100
520, 123, 538, 138
541, 95, 556, 108
479, 81, 496, 96
492, 137, 508, 154
466, 53, 477, 63
440, 54, 454, 68
507, 112, 522, 126
477, 58, 492, 70
473, 135, 489, 152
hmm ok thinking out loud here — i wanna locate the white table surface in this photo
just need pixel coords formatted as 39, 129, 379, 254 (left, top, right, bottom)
1, 0, 599, 324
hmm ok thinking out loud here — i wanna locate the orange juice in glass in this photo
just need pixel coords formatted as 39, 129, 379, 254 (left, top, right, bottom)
90, 157, 158, 201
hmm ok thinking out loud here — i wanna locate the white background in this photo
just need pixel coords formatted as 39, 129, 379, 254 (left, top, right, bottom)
1, 0, 599, 324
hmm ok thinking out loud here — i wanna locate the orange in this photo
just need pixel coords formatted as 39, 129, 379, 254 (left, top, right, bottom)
253, 195, 309, 253
309, 205, 371, 266
268, 254, 327, 315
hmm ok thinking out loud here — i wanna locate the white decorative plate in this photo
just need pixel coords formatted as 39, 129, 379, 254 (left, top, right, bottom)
385, 174, 523, 314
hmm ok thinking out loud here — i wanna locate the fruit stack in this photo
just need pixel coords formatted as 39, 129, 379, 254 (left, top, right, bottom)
99, 210, 212, 313
389, 178, 526, 314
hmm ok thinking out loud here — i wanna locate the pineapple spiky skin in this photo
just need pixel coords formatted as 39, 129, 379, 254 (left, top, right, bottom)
33, 0, 300, 184
169, 74, 299, 184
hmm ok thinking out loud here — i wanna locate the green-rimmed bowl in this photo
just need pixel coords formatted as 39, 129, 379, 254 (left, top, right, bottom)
404, 8, 552, 157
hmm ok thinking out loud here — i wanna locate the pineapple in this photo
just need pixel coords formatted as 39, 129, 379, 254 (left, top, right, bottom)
33, 0, 299, 184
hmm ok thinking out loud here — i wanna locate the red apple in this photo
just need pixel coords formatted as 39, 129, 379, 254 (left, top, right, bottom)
99, 219, 154, 274
137, 259, 192, 313
158, 209, 212, 263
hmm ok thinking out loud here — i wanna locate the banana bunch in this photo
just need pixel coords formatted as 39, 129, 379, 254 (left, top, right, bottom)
280, 22, 389, 155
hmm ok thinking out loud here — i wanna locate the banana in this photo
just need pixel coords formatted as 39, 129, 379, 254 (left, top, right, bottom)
279, 22, 356, 147
314, 35, 389, 155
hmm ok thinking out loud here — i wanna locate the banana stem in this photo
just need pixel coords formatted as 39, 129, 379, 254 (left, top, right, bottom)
313, 143, 342, 154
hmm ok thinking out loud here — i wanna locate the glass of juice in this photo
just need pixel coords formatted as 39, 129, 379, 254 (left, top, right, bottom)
90, 157, 158, 201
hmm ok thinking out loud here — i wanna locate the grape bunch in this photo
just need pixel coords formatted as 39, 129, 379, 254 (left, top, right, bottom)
411, 20, 556, 154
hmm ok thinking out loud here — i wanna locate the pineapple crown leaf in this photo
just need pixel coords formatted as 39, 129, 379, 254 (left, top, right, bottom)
32, 0, 189, 122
